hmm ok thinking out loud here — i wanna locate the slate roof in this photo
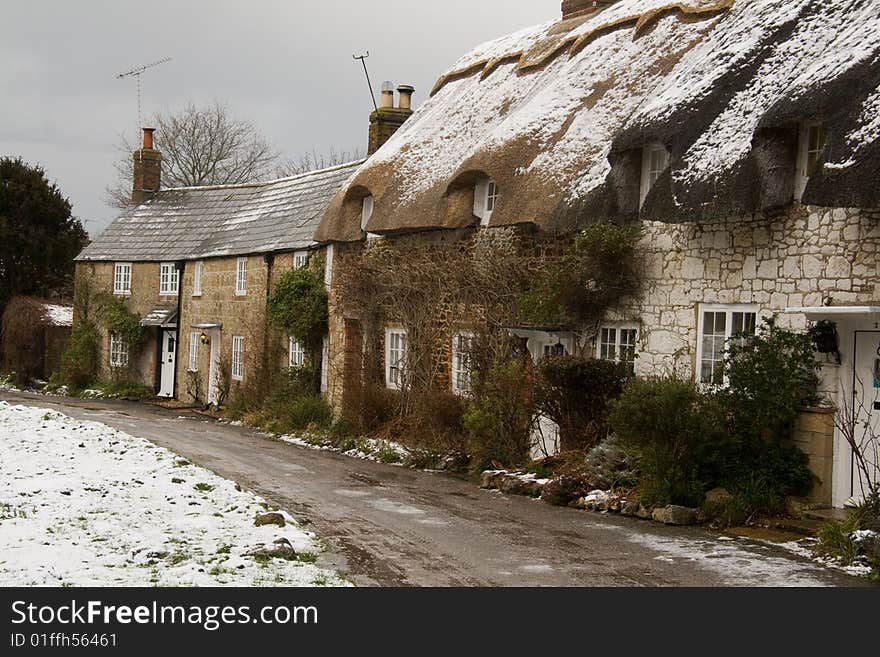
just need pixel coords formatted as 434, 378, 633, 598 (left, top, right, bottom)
317, 0, 880, 241
78, 161, 363, 262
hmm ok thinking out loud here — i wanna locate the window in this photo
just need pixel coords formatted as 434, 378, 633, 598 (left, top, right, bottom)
188, 332, 200, 372
235, 258, 247, 296
289, 337, 305, 368
109, 332, 129, 368
160, 262, 179, 295
451, 332, 474, 396
193, 261, 203, 297
231, 336, 244, 381
474, 179, 499, 226
294, 252, 309, 269
696, 305, 758, 385
640, 143, 669, 208
598, 325, 639, 375
385, 329, 408, 390
361, 196, 374, 231
113, 263, 132, 296
795, 122, 826, 201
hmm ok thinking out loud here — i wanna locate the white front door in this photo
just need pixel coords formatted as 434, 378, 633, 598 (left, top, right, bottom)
207, 329, 221, 405
838, 331, 880, 505
158, 330, 176, 398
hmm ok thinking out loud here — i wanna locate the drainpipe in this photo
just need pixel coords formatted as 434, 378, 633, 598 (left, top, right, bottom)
173, 261, 186, 400
264, 253, 275, 372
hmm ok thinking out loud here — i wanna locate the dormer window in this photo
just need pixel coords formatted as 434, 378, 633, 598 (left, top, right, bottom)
474, 179, 499, 226
640, 143, 669, 208
361, 195, 374, 231
795, 122, 826, 201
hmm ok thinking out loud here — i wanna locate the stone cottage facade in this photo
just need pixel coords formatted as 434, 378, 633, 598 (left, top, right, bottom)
315, 0, 880, 507
75, 129, 361, 404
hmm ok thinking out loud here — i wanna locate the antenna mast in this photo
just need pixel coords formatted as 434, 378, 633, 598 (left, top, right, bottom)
353, 52, 378, 112
116, 57, 172, 132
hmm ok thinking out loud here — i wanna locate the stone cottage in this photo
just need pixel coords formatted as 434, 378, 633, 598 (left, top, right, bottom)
315, 0, 880, 507
75, 128, 362, 404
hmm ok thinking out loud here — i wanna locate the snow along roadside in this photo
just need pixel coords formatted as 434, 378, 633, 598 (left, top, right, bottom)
0, 402, 349, 587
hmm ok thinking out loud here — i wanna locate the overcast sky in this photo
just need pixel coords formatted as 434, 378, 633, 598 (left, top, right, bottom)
1, 0, 559, 236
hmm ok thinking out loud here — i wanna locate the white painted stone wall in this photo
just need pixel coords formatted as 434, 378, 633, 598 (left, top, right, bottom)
610, 205, 880, 380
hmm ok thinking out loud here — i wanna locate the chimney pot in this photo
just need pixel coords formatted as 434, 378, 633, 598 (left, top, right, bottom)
397, 85, 415, 110
142, 126, 156, 150
380, 81, 395, 109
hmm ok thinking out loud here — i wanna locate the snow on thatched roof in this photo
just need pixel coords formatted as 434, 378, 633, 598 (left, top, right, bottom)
78, 161, 363, 262
316, 0, 880, 242
42, 303, 73, 328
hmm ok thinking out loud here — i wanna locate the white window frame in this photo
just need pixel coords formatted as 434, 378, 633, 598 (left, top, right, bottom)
289, 337, 305, 368
113, 262, 132, 296
235, 257, 247, 296
597, 324, 639, 374
188, 331, 200, 372
192, 261, 203, 297
361, 195, 374, 231
293, 251, 309, 270
474, 179, 499, 227
640, 143, 669, 208
696, 304, 759, 387
109, 332, 129, 368
231, 335, 244, 381
795, 121, 826, 201
451, 332, 474, 396
385, 328, 408, 390
159, 262, 179, 295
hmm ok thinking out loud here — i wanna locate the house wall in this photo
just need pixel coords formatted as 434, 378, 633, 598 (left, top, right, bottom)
176, 250, 324, 405
630, 205, 880, 379
74, 261, 170, 388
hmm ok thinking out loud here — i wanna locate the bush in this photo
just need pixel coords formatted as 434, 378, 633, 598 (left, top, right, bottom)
608, 377, 728, 507
1, 297, 47, 384
60, 320, 100, 389
725, 318, 821, 445
267, 263, 328, 366
275, 395, 334, 433
536, 356, 628, 451
464, 358, 536, 473
584, 434, 638, 490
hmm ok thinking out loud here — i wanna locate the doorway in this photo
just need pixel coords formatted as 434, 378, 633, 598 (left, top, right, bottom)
158, 330, 176, 398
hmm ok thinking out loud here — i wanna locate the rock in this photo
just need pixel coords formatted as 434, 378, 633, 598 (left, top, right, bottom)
784, 496, 808, 518
583, 490, 610, 512
498, 474, 544, 497
480, 470, 506, 490
653, 505, 699, 526
254, 512, 286, 528
608, 495, 622, 513
273, 537, 292, 547
245, 543, 298, 561
439, 450, 470, 472
636, 504, 654, 520
621, 500, 640, 517
704, 487, 733, 506
570, 497, 587, 509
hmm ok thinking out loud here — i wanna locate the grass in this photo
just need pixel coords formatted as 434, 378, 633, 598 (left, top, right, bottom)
194, 483, 215, 492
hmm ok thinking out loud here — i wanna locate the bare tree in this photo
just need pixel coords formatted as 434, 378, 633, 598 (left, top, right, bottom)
275, 147, 363, 178
106, 101, 281, 208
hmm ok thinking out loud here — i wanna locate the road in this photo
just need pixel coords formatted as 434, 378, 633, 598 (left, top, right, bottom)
0, 390, 869, 587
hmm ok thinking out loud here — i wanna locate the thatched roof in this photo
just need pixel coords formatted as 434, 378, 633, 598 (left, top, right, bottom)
78, 161, 362, 262
315, 0, 880, 242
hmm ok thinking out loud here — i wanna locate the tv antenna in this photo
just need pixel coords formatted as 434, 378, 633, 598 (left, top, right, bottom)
353, 51, 378, 112
116, 57, 172, 131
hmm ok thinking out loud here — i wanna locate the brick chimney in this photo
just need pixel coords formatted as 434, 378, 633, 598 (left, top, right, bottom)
562, 0, 618, 20
368, 82, 415, 155
132, 127, 162, 205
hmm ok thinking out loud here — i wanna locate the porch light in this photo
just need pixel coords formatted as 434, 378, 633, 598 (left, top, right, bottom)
200, 332, 209, 345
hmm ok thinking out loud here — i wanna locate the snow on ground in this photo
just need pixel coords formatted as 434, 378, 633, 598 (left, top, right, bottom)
587, 521, 838, 586
0, 402, 349, 587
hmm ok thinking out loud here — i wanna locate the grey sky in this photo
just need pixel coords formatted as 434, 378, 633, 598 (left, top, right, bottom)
1, 0, 559, 237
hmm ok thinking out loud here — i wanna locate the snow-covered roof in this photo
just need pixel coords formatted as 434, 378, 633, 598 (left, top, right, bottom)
316, 0, 880, 241
78, 161, 363, 262
42, 303, 73, 328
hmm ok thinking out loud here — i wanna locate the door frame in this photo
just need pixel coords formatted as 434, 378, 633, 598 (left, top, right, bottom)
158, 329, 177, 398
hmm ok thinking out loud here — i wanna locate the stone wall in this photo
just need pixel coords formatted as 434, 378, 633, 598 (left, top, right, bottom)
629, 205, 880, 379
791, 407, 836, 507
